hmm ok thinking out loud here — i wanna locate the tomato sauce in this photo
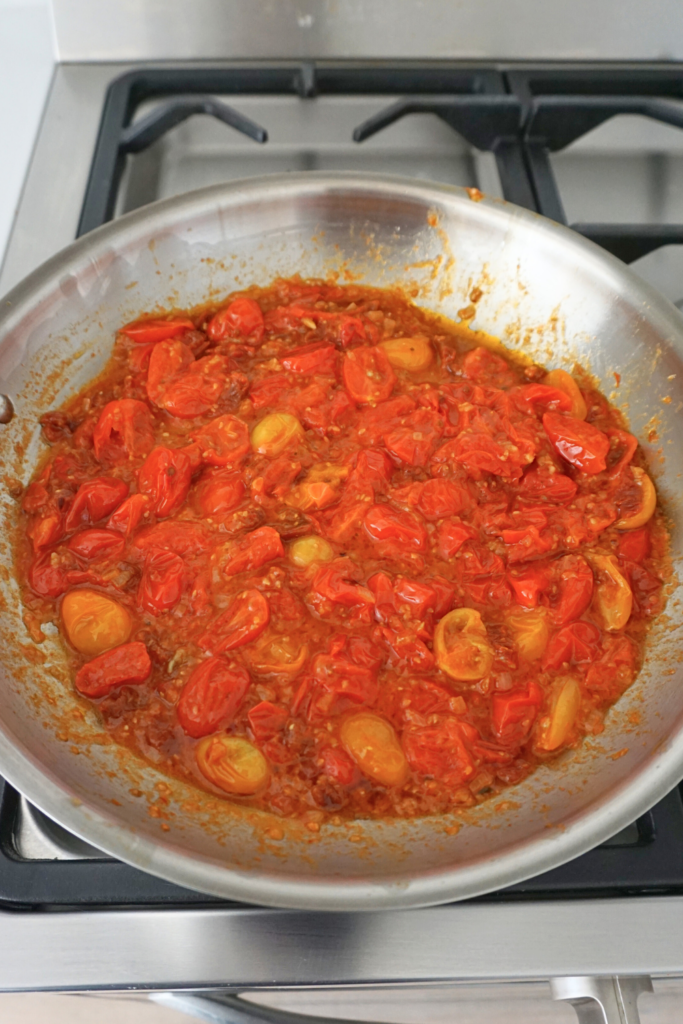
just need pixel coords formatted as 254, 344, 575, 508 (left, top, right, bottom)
15, 279, 669, 821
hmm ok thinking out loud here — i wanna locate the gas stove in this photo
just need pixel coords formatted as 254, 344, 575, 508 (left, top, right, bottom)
4, 50, 683, 1024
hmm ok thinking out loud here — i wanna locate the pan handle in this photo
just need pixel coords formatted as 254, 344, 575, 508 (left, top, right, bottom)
550, 975, 653, 1023
152, 991, 377, 1024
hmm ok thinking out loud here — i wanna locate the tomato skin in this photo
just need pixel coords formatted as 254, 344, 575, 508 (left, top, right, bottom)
146, 339, 194, 405
195, 470, 245, 516
133, 520, 208, 557
92, 399, 155, 464
520, 466, 577, 503
27, 512, 63, 551
310, 559, 375, 610
508, 566, 549, 608
224, 526, 284, 575
120, 318, 194, 344
543, 621, 601, 670
137, 446, 192, 518
436, 519, 477, 560
542, 412, 610, 474
206, 298, 264, 344
403, 718, 476, 785
177, 656, 251, 738
513, 383, 573, 414
107, 493, 149, 536
321, 746, 357, 786
65, 477, 129, 532
346, 448, 393, 496
343, 346, 396, 405
68, 529, 125, 562
617, 527, 651, 563
417, 478, 469, 520
553, 554, 594, 625
585, 635, 637, 701
192, 415, 250, 467
394, 577, 437, 619
383, 409, 443, 467
249, 375, 292, 412
281, 342, 337, 375
364, 504, 428, 551
138, 549, 185, 615
75, 641, 151, 698
492, 681, 543, 745
248, 701, 289, 741
198, 589, 270, 653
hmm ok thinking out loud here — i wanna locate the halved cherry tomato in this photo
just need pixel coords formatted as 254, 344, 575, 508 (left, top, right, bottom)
289, 535, 335, 567
75, 641, 151, 698
434, 608, 494, 681
249, 375, 292, 412
343, 346, 396, 405
198, 589, 270, 653
137, 446, 192, 518
177, 656, 251, 738
224, 526, 284, 575
251, 413, 303, 456
462, 347, 516, 385
27, 512, 63, 551
543, 622, 601, 671
537, 677, 581, 751
206, 298, 264, 344
402, 718, 476, 785
281, 342, 337, 375
138, 549, 185, 615
553, 554, 594, 625
492, 680, 543, 745
195, 470, 245, 516
617, 527, 650, 563
606, 429, 638, 478
383, 409, 442, 467
192, 415, 250, 467
436, 519, 477, 560
380, 336, 433, 372
508, 566, 549, 608
615, 468, 657, 530
120, 318, 195, 344
62, 589, 132, 657
417, 478, 469, 520
585, 636, 637, 701
157, 355, 227, 419
513, 383, 572, 413
507, 608, 549, 662
246, 637, 308, 678
542, 412, 610, 474
394, 577, 437, 620
520, 466, 577, 503
310, 560, 375, 609
364, 504, 427, 551
107, 494, 149, 536
92, 399, 155, 464
196, 734, 269, 795
340, 713, 408, 787
248, 701, 289, 741
146, 339, 194, 405
587, 553, 633, 632
68, 529, 125, 562
65, 477, 129, 532
321, 746, 357, 785
544, 369, 587, 419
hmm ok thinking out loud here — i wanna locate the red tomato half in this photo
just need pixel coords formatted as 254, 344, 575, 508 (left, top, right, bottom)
553, 554, 594, 625
543, 622, 601, 670
248, 701, 289, 741
513, 384, 572, 414
436, 519, 477, 560
206, 298, 264, 344
138, 549, 185, 615
137, 446, 192, 518
491, 681, 543, 745
120, 318, 195, 344
192, 415, 250, 467
383, 409, 443, 468
321, 747, 357, 785
177, 656, 251, 738
68, 529, 125, 562
343, 347, 396, 405
508, 566, 549, 608
65, 477, 129, 532
418, 478, 470, 520
281, 342, 337, 375
198, 589, 270, 653
520, 466, 577, 503
92, 399, 155, 464
195, 471, 245, 516
403, 718, 476, 785
146, 339, 194, 405
542, 412, 610, 475
75, 642, 151, 698
107, 494, 149, 536
224, 526, 284, 575
618, 527, 651, 563
364, 505, 428, 551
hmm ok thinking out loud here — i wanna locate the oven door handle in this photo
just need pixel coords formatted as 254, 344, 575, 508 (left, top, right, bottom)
152, 991, 377, 1024
551, 975, 653, 1023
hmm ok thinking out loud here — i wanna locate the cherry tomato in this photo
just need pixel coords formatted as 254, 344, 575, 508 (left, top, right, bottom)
340, 713, 408, 787
281, 342, 337, 375
617, 527, 650, 563
508, 566, 549, 608
520, 466, 577, 503
587, 553, 633, 632
120, 318, 194, 344
364, 504, 427, 551
75, 641, 151, 698
393, 577, 437, 619
92, 399, 155, 464
224, 526, 284, 575
289, 535, 334, 567
450, 432, 529, 481
615, 468, 657, 529
196, 735, 269, 795
383, 409, 443, 467
492, 681, 543, 745
62, 589, 132, 657
417, 478, 469, 520
198, 589, 270, 653
249, 374, 292, 412
462, 346, 516, 385
585, 636, 637, 701
188, 415, 250, 468
195, 470, 245, 516
158, 355, 227, 419
342, 346, 396, 405
544, 369, 587, 419
436, 519, 477, 560
434, 608, 494, 681
146, 339, 194, 405
248, 701, 289, 741
542, 412, 610, 474
380, 336, 433, 371
310, 560, 375, 609
402, 718, 476, 785
513, 383, 572, 413
543, 622, 601, 671
133, 520, 208, 557
177, 656, 251, 738
137, 446, 192, 518
321, 746, 357, 786
251, 413, 303, 457
68, 529, 125, 562
553, 554, 594, 625
27, 512, 63, 551
537, 677, 581, 752
346, 448, 393, 496
107, 493, 149, 536
606, 428, 638, 478
65, 477, 129, 532
138, 549, 185, 615
246, 636, 308, 678
206, 297, 264, 344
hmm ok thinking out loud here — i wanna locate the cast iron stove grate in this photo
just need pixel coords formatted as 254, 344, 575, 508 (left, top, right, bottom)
3, 61, 683, 909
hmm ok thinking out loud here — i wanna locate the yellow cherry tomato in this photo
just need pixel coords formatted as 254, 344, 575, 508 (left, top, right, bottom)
434, 608, 494, 681
507, 608, 549, 663
340, 713, 409, 787
251, 413, 303, 457
615, 467, 657, 530
380, 336, 434, 372
196, 735, 270, 795
289, 535, 335, 567
537, 677, 581, 752
245, 635, 309, 678
61, 589, 132, 657
545, 368, 588, 419
588, 553, 633, 632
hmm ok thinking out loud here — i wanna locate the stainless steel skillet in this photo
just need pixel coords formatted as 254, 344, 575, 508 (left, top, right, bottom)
0, 172, 681, 911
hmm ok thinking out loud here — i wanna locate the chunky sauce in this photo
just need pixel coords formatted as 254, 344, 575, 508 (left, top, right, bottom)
15, 280, 668, 821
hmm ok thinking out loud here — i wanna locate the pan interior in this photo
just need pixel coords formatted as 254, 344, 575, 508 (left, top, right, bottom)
0, 175, 681, 910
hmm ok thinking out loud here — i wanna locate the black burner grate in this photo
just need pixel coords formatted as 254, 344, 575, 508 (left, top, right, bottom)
4, 60, 683, 909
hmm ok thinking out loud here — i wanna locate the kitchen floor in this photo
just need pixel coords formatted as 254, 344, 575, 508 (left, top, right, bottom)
1, 983, 683, 1023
